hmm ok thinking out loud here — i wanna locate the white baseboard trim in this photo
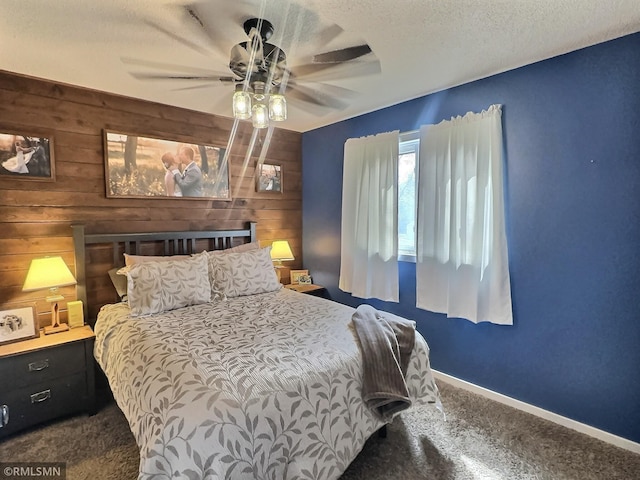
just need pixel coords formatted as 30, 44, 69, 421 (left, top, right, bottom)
432, 370, 640, 455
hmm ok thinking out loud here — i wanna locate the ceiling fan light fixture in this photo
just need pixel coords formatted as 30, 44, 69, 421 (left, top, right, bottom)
269, 94, 287, 122
252, 102, 269, 129
232, 89, 252, 120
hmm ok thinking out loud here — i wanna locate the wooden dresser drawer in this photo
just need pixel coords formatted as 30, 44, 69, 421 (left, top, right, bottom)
0, 372, 87, 437
0, 326, 96, 439
0, 341, 86, 390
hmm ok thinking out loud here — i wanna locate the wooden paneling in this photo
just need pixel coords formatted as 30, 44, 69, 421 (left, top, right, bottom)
0, 70, 303, 324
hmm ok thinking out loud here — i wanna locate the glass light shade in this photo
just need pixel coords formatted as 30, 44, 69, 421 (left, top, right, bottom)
252, 102, 269, 129
270, 240, 294, 262
269, 94, 287, 121
232, 90, 252, 120
23, 256, 77, 292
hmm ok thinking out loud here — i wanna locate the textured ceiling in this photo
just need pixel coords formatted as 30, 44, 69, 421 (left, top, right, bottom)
1, 0, 639, 132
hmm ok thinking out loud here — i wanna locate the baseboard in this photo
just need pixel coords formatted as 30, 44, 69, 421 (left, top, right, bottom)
432, 370, 640, 455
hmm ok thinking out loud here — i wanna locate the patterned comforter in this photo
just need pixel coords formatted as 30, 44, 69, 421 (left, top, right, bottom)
94, 288, 440, 480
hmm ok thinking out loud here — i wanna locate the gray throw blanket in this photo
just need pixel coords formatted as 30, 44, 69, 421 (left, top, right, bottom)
351, 304, 416, 421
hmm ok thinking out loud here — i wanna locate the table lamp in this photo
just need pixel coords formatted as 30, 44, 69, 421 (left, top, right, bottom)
270, 240, 294, 282
23, 256, 77, 335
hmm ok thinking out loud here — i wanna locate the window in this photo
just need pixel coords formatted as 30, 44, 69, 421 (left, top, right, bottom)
398, 132, 418, 260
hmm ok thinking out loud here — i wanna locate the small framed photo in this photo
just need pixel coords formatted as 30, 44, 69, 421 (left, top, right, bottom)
256, 163, 282, 193
290, 269, 309, 285
0, 129, 55, 181
0, 305, 39, 346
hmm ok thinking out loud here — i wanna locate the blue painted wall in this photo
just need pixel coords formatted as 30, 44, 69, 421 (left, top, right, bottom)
301, 32, 640, 443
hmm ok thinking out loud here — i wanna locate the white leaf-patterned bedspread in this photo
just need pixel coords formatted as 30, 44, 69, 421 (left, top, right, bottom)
94, 288, 440, 480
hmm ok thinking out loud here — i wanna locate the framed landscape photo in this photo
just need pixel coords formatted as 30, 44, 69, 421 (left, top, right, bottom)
104, 130, 230, 200
0, 305, 39, 346
0, 129, 55, 181
256, 163, 282, 193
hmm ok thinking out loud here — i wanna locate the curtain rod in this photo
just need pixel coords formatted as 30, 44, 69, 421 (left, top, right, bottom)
399, 104, 503, 139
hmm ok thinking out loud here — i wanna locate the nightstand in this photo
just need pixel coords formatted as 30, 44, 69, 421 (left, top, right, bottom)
284, 283, 328, 297
0, 325, 96, 439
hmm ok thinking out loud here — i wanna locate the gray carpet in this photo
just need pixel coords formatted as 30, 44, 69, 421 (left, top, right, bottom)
1, 381, 638, 479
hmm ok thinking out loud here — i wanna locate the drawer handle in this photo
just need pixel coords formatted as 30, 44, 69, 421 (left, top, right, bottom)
30, 390, 51, 404
0, 404, 8, 427
28, 359, 49, 372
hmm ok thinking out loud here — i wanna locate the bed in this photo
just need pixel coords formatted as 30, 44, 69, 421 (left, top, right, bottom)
72, 223, 441, 480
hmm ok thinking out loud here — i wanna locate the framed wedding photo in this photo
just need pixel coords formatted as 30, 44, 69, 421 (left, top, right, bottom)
256, 163, 282, 193
103, 130, 231, 200
0, 305, 39, 346
0, 128, 55, 181
290, 269, 309, 285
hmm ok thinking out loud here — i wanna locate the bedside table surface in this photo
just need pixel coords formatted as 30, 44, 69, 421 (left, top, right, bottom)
0, 325, 95, 358
284, 283, 324, 293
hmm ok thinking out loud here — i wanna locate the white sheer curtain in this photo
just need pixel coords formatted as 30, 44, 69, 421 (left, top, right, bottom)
340, 131, 399, 302
416, 105, 513, 324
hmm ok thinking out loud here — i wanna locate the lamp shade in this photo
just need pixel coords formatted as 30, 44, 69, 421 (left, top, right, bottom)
270, 240, 294, 262
22, 256, 77, 292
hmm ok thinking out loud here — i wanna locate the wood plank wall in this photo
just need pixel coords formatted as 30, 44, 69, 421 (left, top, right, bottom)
0, 70, 303, 326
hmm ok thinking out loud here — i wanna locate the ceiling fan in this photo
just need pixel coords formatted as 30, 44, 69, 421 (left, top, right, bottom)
125, 10, 380, 126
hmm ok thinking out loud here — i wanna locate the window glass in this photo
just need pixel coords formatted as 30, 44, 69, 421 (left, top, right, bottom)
398, 136, 418, 259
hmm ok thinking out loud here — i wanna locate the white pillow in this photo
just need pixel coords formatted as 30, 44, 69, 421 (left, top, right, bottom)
206, 246, 281, 298
124, 252, 191, 266
118, 253, 191, 275
126, 254, 211, 317
206, 241, 261, 255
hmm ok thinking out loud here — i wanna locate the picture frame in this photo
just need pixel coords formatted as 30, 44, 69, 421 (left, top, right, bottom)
104, 130, 230, 200
0, 128, 55, 181
256, 163, 282, 193
290, 269, 309, 285
0, 305, 39, 346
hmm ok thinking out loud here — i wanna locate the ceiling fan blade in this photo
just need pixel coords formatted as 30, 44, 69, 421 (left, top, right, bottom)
129, 72, 235, 83
291, 59, 381, 81
143, 19, 211, 57
312, 44, 372, 63
171, 83, 230, 92
182, 4, 229, 59
285, 83, 350, 110
289, 80, 357, 99
122, 57, 229, 76
314, 24, 345, 47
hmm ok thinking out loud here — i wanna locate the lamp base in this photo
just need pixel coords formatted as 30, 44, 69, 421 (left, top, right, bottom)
44, 323, 69, 335
274, 265, 290, 284
45, 296, 68, 335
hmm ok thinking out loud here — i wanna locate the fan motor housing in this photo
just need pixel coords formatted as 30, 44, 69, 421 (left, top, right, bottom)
243, 18, 274, 41
229, 42, 287, 86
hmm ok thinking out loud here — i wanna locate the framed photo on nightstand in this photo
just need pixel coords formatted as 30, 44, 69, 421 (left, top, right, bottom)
0, 305, 39, 346
290, 269, 309, 285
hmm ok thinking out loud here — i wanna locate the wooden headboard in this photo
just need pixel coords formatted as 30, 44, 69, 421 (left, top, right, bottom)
71, 222, 257, 325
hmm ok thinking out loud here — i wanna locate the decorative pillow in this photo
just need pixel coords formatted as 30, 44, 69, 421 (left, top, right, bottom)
126, 254, 211, 317
206, 246, 281, 298
108, 267, 128, 301
196, 242, 260, 301
206, 241, 261, 255
124, 253, 190, 267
